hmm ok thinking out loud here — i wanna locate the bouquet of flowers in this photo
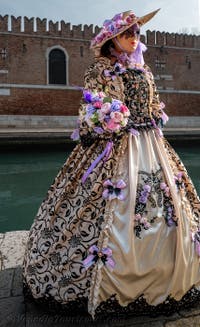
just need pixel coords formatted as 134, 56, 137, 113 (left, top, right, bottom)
80, 89, 130, 134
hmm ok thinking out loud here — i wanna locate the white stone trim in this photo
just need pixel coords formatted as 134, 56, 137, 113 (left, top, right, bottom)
0, 84, 199, 94
155, 74, 173, 81
0, 115, 199, 129
0, 69, 8, 74
159, 89, 200, 94
0, 88, 10, 95
0, 83, 77, 90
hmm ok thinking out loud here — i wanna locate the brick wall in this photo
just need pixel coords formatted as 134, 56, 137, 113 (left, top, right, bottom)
0, 15, 199, 117
0, 87, 81, 115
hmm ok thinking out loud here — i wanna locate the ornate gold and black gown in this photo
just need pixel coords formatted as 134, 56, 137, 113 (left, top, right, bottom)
23, 57, 200, 318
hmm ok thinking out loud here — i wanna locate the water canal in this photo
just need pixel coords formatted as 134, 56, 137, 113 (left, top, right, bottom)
0, 141, 199, 233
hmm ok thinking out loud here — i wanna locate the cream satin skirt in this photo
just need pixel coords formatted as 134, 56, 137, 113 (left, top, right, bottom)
92, 131, 200, 315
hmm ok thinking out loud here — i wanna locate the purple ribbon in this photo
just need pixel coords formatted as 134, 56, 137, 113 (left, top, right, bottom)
82, 245, 115, 270
82, 141, 113, 184
129, 128, 140, 136
82, 245, 99, 269
151, 119, 163, 137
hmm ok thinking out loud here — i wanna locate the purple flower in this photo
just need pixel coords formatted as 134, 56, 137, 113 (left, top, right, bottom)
83, 90, 92, 103
86, 104, 96, 115
139, 195, 147, 204
167, 206, 173, 213
143, 184, 151, 192
167, 218, 175, 227
138, 184, 151, 204
111, 100, 121, 112
93, 127, 104, 134
104, 69, 112, 77
141, 190, 148, 196
103, 19, 110, 27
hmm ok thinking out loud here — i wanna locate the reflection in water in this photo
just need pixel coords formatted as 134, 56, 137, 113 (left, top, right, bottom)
0, 143, 199, 233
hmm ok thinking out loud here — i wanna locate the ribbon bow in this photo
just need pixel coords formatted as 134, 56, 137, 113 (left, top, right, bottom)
82, 245, 115, 271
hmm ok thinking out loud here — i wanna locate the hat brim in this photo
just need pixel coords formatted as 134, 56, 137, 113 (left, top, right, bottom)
91, 8, 160, 49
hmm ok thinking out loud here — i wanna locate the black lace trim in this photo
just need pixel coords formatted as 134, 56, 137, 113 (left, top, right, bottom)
23, 282, 200, 320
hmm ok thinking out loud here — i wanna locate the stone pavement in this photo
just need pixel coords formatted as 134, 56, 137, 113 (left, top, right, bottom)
1, 231, 200, 327
0, 233, 200, 326
1, 266, 200, 327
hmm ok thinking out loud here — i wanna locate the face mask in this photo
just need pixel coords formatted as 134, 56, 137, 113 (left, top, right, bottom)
122, 23, 140, 39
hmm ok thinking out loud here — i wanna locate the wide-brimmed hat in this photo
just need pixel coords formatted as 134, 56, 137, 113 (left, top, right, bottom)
91, 8, 160, 49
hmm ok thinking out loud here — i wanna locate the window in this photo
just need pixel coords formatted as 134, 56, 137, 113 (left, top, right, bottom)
49, 49, 66, 85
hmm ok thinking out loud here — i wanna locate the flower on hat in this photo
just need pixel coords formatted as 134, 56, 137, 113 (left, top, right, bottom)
91, 11, 136, 47
91, 9, 160, 48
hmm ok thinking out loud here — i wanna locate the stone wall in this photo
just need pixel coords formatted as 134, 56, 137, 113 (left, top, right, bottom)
0, 14, 199, 117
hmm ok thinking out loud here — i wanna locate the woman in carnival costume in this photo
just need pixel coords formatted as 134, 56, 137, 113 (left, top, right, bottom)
23, 8, 200, 318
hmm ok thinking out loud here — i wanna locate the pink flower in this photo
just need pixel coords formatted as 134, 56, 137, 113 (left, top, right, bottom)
160, 182, 167, 190
140, 217, 146, 224
98, 110, 105, 122
144, 221, 151, 229
135, 214, 141, 221
120, 105, 130, 116
105, 119, 120, 131
110, 111, 123, 123
165, 186, 170, 194
101, 102, 111, 114
98, 91, 105, 98
93, 101, 102, 109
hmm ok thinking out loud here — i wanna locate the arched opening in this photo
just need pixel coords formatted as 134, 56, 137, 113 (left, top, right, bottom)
49, 49, 66, 85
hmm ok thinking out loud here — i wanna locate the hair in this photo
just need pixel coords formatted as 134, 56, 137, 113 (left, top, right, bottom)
99, 23, 141, 58
100, 39, 115, 57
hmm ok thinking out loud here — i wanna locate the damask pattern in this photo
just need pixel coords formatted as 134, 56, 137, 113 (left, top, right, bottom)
23, 140, 122, 302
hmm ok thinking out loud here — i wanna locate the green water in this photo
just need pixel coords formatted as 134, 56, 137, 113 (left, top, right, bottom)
0, 142, 199, 233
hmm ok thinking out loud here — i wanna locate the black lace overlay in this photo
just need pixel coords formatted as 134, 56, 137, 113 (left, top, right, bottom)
134, 166, 178, 238
23, 282, 200, 320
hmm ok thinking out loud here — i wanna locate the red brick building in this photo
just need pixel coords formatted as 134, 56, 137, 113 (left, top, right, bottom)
0, 14, 200, 118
